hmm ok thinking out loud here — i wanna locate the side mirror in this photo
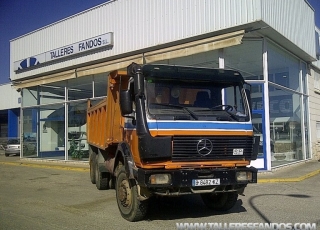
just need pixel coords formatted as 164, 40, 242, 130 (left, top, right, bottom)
134, 72, 144, 96
127, 62, 144, 96
120, 90, 133, 116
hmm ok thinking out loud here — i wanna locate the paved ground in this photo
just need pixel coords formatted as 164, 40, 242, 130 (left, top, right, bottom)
1, 155, 320, 230
0, 151, 320, 230
1, 152, 320, 230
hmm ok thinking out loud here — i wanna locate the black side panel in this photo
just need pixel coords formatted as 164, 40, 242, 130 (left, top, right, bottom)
251, 135, 260, 161
138, 135, 172, 160
115, 142, 135, 177
136, 97, 172, 160
130, 65, 172, 161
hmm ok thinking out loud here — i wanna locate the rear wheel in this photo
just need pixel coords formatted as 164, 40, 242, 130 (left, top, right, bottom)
5, 153, 9, 157
89, 147, 96, 184
201, 192, 238, 211
95, 154, 110, 190
116, 165, 148, 222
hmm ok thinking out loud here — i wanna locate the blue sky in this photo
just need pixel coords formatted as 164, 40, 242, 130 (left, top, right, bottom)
0, 0, 319, 85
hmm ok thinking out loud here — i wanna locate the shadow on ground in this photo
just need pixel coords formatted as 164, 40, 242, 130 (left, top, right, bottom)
145, 194, 246, 221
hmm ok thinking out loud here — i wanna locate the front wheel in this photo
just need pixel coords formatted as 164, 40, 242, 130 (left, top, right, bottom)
201, 192, 238, 211
116, 166, 148, 222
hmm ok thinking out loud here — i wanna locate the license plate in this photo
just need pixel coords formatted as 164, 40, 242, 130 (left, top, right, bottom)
233, 148, 243, 155
192, 178, 220, 186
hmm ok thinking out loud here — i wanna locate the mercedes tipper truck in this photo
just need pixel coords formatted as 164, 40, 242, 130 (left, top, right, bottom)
86, 63, 259, 221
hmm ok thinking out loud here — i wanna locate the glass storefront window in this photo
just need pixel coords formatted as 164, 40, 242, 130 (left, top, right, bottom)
252, 113, 265, 158
267, 41, 306, 167
225, 39, 263, 80
250, 83, 264, 111
68, 76, 93, 100
269, 86, 303, 166
39, 104, 65, 160
301, 62, 309, 159
304, 96, 310, 159
94, 73, 108, 97
250, 83, 271, 160
22, 108, 38, 157
21, 74, 101, 160
39, 81, 66, 105
0, 124, 8, 138
267, 42, 300, 91
67, 101, 88, 161
22, 87, 38, 107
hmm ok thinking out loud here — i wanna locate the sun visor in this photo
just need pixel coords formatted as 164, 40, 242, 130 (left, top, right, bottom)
12, 54, 143, 89
144, 30, 245, 63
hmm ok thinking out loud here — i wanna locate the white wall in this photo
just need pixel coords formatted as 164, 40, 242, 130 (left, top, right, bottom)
308, 68, 320, 159
0, 83, 21, 110
11, 0, 264, 81
9, 0, 317, 92
312, 26, 320, 71
261, 0, 316, 59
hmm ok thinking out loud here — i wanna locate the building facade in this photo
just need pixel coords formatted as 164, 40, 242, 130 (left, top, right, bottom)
308, 26, 320, 162
6, 0, 320, 170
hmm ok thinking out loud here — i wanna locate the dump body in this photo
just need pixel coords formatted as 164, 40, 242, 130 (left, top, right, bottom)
87, 71, 129, 149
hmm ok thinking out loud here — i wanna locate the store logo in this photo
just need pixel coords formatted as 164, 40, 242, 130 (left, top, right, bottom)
17, 57, 40, 70
14, 32, 113, 71
197, 139, 213, 156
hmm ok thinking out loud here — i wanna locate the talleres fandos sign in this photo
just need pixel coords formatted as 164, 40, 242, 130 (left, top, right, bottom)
14, 32, 113, 71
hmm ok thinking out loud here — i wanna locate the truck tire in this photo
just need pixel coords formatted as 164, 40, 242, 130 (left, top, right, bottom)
115, 166, 148, 222
89, 148, 96, 184
201, 192, 238, 211
95, 154, 110, 190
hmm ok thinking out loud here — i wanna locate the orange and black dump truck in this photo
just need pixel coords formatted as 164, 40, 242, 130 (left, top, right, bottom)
87, 63, 259, 221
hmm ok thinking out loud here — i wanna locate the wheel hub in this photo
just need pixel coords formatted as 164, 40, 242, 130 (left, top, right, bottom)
118, 179, 131, 208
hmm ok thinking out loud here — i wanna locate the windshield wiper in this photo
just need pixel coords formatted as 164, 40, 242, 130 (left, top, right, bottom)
149, 103, 199, 120
224, 110, 241, 121
195, 105, 246, 122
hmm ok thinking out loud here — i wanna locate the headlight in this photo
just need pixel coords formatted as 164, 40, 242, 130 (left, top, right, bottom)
149, 174, 171, 185
236, 171, 253, 182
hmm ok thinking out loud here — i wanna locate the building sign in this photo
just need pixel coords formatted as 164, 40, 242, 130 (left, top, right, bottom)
14, 32, 113, 71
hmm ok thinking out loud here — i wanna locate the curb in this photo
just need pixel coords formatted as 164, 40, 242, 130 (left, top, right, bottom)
258, 168, 320, 183
0, 161, 89, 172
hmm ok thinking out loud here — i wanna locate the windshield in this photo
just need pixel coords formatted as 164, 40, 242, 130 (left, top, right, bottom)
7, 139, 20, 144
145, 78, 249, 121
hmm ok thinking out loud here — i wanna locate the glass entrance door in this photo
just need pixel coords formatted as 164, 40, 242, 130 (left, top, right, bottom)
250, 82, 268, 170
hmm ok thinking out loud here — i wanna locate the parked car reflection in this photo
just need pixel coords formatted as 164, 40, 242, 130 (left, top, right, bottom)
4, 139, 20, 157
4, 138, 37, 157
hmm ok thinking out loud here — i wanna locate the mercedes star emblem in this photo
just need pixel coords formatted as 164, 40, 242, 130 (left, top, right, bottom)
197, 139, 213, 156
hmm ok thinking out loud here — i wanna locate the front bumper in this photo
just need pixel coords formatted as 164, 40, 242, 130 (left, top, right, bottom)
135, 167, 257, 195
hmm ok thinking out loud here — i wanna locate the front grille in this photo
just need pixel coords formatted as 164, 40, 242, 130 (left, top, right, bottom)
172, 136, 254, 162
